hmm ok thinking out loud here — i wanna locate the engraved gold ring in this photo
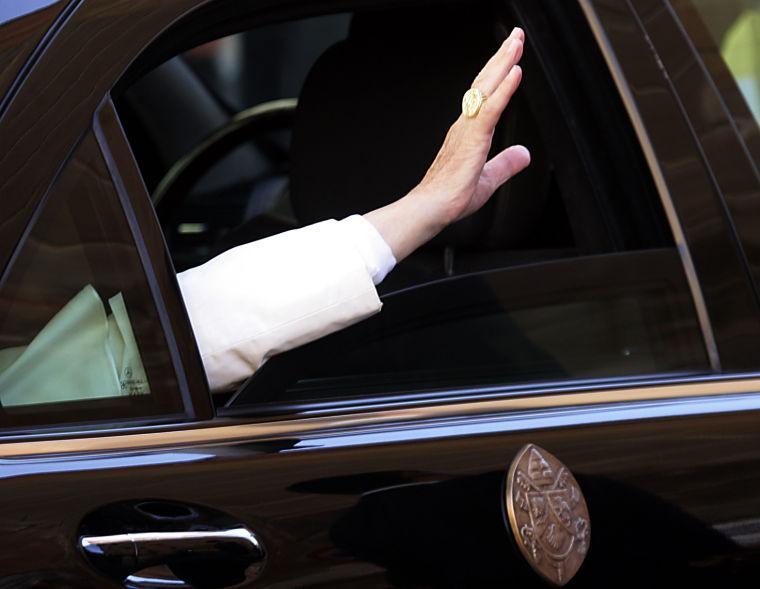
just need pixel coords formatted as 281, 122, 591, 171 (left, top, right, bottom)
462, 87, 488, 118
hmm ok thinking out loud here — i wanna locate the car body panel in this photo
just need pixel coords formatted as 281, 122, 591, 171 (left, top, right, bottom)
0, 0, 67, 113
3, 392, 760, 586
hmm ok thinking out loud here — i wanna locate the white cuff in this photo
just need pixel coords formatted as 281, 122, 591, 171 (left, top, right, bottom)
338, 215, 397, 285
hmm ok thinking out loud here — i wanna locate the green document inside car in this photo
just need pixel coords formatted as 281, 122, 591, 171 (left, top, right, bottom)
0, 285, 149, 407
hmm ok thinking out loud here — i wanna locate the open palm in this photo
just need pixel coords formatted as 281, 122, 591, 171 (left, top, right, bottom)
415, 27, 530, 224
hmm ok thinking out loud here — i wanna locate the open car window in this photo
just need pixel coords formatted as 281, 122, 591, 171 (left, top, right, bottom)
114, 0, 712, 410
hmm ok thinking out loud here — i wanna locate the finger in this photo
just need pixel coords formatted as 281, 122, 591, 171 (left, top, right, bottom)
478, 63, 523, 129
481, 145, 531, 194
472, 27, 523, 90
472, 28, 524, 95
472, 38, 522, 96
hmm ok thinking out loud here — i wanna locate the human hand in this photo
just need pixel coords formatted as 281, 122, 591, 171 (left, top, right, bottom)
365, 28, 530, 262
413, 26, 529, 225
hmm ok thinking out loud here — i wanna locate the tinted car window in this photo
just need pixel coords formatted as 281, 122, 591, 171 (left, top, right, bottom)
249, 249, 706, 401
0, 132, 185, 430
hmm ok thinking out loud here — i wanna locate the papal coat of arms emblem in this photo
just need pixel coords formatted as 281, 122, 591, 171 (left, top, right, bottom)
505, 444, 590, 586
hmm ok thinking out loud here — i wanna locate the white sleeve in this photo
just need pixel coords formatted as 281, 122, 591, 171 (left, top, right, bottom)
177, 217, 396, 392
339, 214, 397, 284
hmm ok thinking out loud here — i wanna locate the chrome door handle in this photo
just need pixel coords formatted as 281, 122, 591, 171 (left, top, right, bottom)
80, 527, 264, 559
80, 526, 266, 588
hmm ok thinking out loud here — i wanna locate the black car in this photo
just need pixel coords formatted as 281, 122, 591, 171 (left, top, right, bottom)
0, 0, 759, 587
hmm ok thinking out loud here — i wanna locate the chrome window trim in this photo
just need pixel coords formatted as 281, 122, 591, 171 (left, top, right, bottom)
1, 374, 759, 458
577, 0, 720, 372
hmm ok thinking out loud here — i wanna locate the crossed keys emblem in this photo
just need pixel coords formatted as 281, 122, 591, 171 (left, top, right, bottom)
505, 445, 590, 586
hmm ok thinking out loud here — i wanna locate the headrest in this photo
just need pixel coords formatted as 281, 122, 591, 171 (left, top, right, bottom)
290, 4, 504, 248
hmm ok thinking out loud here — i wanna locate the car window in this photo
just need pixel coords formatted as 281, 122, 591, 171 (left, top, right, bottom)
244, 249, 707, 404
114, 0, 712, 408
117, 13, 351, 272
0, 131, 186, 430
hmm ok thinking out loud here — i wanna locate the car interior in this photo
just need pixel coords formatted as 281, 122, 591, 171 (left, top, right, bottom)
113, 0, 709, 410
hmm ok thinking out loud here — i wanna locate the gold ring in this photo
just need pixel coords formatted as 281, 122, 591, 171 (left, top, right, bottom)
462, 87, 488, 118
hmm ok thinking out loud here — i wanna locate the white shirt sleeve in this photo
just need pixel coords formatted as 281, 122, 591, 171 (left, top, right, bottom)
177, 216, 397, 392
339, 214, 397, 285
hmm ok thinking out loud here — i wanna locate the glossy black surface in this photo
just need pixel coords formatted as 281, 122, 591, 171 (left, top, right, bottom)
0, 0, 67, 116
80, 500, 266, 587
1, 0, 760, 587
2, 405, 760, 587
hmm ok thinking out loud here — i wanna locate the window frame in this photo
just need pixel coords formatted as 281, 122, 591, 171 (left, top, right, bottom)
92, 98, 214, 422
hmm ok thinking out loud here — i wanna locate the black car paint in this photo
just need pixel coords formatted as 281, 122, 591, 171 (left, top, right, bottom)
0, 0, 759, 587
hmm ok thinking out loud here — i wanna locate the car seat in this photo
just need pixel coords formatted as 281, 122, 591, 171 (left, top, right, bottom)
290, 3, 556, 292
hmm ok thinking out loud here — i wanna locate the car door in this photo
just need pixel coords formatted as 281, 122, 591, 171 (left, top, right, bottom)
2, 1, 760, 588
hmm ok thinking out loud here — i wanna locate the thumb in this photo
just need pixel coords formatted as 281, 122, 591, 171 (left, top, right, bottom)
481, 145, 531, 193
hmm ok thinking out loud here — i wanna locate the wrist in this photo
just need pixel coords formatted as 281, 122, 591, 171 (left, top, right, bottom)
404, 185, 454, 237
363, 189, 448, 263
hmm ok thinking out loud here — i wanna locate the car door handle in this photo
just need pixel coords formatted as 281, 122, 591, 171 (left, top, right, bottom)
80, 525, 266, 588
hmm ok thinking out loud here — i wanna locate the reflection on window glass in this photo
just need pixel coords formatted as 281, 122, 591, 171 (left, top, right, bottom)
0, 133, 177, 416
266, 250, 708, 401
692, 0, 760, 123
